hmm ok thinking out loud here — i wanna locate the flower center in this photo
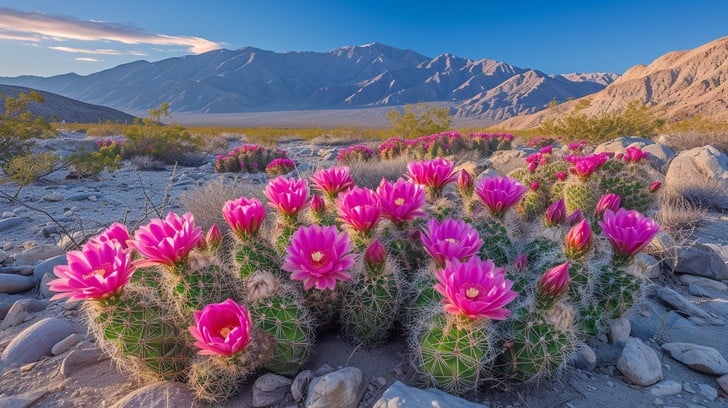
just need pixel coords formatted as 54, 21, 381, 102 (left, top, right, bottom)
83, 264, 111, 280
465, 286, 480, 299
218, 324, 235, 339
311, 251, 324, 263
394, 198, 405, 206
444, 238, 459, 244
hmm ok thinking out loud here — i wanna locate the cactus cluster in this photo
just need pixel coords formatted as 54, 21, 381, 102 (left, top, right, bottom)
378, 131, 513, 161
214, 144, 287, 173
48, 142, 663, 401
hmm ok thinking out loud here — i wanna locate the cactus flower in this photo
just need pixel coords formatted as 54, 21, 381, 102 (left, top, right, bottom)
364, 240, 386, 273
599, 208, 660, 258
595, 193, 621, 219
474, 176, 527, 218
49, 240, 135, 302
530, 181, 540, 191
406, 158, 457, 197
335, 186, 381, 233
513, 253, 528, 274
222, 197, 266, 239
456, 169, 474, 199
128, 212, 203, 268
434, 257, 518, 320
649, 181, 661, 192
536, 262, 570, 306
565, 219, 592, 258
376, 178, 426, 225
204, 224, 222, 250
309, 166, 354, 199
310, 194, 326, 214
87, 222, 130, 249
565, 209, 584, 225
188, 299, 252, 356
566, 153, 609, 179
264, 176, 310, 219
282, 225, 356, 290
544, 199, 567, 226
421, 218, 483, 267
556, 171, 567, 181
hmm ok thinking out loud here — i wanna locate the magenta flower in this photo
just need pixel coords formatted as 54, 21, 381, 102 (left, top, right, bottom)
335, 186, 381, 233
537, 262, 570, 304
188, 299, 252, 356
376, 178, 426, 225
282, 225, 356, 290
599, 208, 660, 258
556, 171, 567, 181
264, 176, 310, 219
623, 146, 649, 163
595, 193, 621, 219
87, 222, 130, 249
434, 257, 518, 320
564, 219, 592, 258
310, 194, 326, 214
544, 199, 567, 227
456, 169, 474, 199
128, 212, 203, 268
406, 158, 457, 197
49, 240, 135, 302
649, 181, 661, 193
474, 176, 527, 218
310, 166, 355, 199
566, 153, 609, 179
222, 197, 266, 239
364, 240, 386, 273
421, 218, 483, 267
530, 181, 540, 191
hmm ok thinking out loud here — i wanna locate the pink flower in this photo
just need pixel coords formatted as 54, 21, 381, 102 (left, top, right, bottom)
309, 166, 355, 199
282, 225, 356, 290
128, 212, 203, 268
406, 158, 457, 196
513, 253, 528, 274
87, 222, 131, 249
434, 257, 518, 320
188, 299, 252, 356
310, 194, 326, 214
376, 178, 426, 225
623, 146, 649, 163
222, 197, 266, 239
565, 153, 609, 179
565, 209, 584, 225
595, 193, 621, 219
556, 171, 567, 181
204, 224, 222, 250
335, 187, 381, 233
421, 218, 483, 267
474, 176, 527, 218
565, 219, 592, 258
530, 181, 540, 191
544, 199, 567, 226
49, 240, 135, 302
537, 262, 570, 303
264, 176, 310, 219
649, 181, 661, 193
364, 240, 386, 273
540, 146, 553, 155
457, 169, 474, 199
599, 208, 660, 258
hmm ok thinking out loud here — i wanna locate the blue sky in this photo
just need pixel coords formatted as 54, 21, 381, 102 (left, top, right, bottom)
0, 1, 726, 77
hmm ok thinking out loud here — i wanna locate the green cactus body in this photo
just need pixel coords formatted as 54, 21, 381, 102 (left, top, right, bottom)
340, 261, 402, 347
474, 219, 512, 266
187, 358, 244, 403
171, 262, 237, 315
234, 238, 280, 280
85, 287, 190, 381
564, 179, 599, 216
274, 222, 299, 255
415, 312, 492, 395
599, 172, 651, 212
523, 237, 561, 269
382, 226, 427, 276
497, 305, 575, 381
566, 261, 591, 308
596, 262, 641, 321
407, 271, 440, 321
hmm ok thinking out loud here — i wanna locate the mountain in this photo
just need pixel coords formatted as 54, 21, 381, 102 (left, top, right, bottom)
500, 36, 728, 128
0, 84, 136, 123
0, 43, 614, 122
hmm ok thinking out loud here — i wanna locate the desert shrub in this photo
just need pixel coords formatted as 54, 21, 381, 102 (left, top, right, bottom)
129, 155, 167, 171
539, 100, 665, 143
348, 155, 410, 189
180, 178, 265, 230
0, 91, 54, 172
265, 157, 296, 175
214, 144, 287, 173
2, 152, 61, 190
337, 144, 376, 164
387, 102, 452, 138
656, 191, 706, 241
121, 103, 202, 165
525, 136, 558, 148
66, 139, 122, 178
657, 131, 728, 154
82, 121, 128, 137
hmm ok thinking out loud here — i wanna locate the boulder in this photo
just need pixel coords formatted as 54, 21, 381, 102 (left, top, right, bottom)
373, 381, 488, 408
305, 367, 366, 408
616, 337, 663, 386
662, 342, 728, 375
665, 145, 728, 209
109, 382, 196, 408
673, 244, 728, 281
2, 317, 75, 364
489, 149, 534, 176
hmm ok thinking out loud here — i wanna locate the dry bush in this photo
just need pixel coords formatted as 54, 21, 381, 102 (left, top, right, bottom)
656, 191, 707, 241
347, 156, 410, 189
666, 177, 728, 211
657, 132, 728, 154
129, 156, 167, 171
180, 177, 265, 230
198, 134, 229, 154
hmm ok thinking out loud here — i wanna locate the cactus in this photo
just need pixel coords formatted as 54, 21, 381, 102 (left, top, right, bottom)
85, 286, 190, 381
406, 270, 441, 321
473, 218, 512, 266
414, 312, 493, 394
166, 251, 238, 316
563, 179, 598, 216
234, 238, 280, 279
273, 222, 299, 255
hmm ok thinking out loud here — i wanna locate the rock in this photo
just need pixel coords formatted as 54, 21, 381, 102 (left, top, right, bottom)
109, 381, 196, 408
680, 275, 728, 292
291, 370, 314, 402
0, 294, 24, 319
706, 299, 728, 317
60, 347, 105, 377
631, 253, 661, 279
0, 217, 24, 232
0, 249, 8, 264
571, 342, 597, 371
655, 287, 710, 319
662, 342, 728, 375
0, 274, 35, 294
314, 364, 335, 376
2, 317, 75, 364
15, 244, 64, 266
253, 373, 292, 408
674, 244, 728, 281
665, 145, 728, 210
51, 333, 81, 355
490, 149, 533, 176
616, 337, 663, 386
39, 272, 56, 299
305, 367, 366, 408
608, 316, 631, 344
717, 374, 728, 395
594, 137, 654, 154
641, 143, 676, 171
32, 254, 67, 281
697, 383, 718, 401
373, 381, 488, 408
629, 318, 656, 341
42, 193, 64, 202
688, 283, 723, 299
2, 299, 48, 328
0, 389, 48, 408
650, 380, 683, 396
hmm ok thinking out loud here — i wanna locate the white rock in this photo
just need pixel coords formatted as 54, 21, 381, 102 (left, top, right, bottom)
373, 380, 488, 408
665, 145, 728, 210
15, 244, 64, 265
51, 333, 81, 355
656, 287, 710, 319
616, 337, 663, 386
608, 316, 631, 344
662, 342, 728, 375
109, 382, 195, 408
1, 317, 75, 364
650, 380, 683, 396
252, 373, 291, 408
305, 367, 366, 408
696, 383, 718, 401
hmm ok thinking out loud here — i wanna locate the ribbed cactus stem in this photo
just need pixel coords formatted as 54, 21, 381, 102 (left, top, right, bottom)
234, 237, 280, 280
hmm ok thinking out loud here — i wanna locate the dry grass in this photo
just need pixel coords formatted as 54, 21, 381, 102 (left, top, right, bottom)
180, 177, 265, 230
656, 191, 707, 241
347, 156, 411, 189
657, 131, 728, 154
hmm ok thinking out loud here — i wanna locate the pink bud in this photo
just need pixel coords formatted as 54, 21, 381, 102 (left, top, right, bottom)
310, 194, 326, 214
539, 146, 553, 155
457, 169, 474, 198
565, 209, 584, 226
595, 193, 621, 219
615, 153, 624, 160
530, 181, 539, 191
537, 262, 570, 303
544, 199, 566, 226
364, 240, 386, 273
565, 219, 592, 258
556, 171, 567, 181
527, 162, 537, 173
649, 181, 661, 193
205, 224, 222, 250
513, 253, 528, 274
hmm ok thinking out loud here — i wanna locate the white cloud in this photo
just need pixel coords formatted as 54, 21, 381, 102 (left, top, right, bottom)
0, 8, 221, 54
75, 57, 101, 62
50, 46, 121, 55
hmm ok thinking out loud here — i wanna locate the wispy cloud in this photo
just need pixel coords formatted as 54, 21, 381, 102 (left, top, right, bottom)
50, 46, 121, 55
0, 8, 221, 54
75, 57, 101, 62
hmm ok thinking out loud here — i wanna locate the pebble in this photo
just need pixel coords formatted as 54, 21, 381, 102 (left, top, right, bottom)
650, 380, 683, 396
42, 193, 64, 202
2, 299, 48, 328
2, 242, 12, 251
608, 316, 631, 344
0, 217, 24, 232
305, 367, 366, 408
572, 342, 597, 371
314, 363, 335, 376
0, 249, 8, 264
15, 244, 64, 265
0, 389, 48, 408
616, 337, 663, 386
372, 381, 487, 408
39, 272, 56, 299
661, 342, 728, 375
717, 374, 728, 394
680, 275, 728, 292
655, 287, 710, 319
0, 274, 35, 294
51, 333, 81, 355
60, 347, 105, 377
252, 373, 292, 408
109, 382, 195, 408
291, 369, 314, 402
1, 317, 75, 364
696, 383, 718, 401
1, 211, 14, 218
32, 254, 67, 281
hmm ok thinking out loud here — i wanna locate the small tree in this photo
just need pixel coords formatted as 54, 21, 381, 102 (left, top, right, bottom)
122, 103, 202, 164
0, 91, 54, 170
387, 102, 452, 138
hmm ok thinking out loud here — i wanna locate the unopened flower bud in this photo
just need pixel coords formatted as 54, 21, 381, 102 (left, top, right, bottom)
513, 253, 528, 274
537, 262, 570, 308
565, 219, 592, 259
457, 169, 474, 199
595, 193, 621, 219
364, 240, 386, 274
310, 194, 326, 214
565, 209, 584, 226
648, 181, 661, 193
544, 199, 566, 226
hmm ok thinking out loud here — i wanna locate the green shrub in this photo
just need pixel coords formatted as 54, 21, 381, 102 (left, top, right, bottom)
0, 91, 54, 171
3, 152, 60, 188
387, 103, 452, 138
66, 139, 122, 178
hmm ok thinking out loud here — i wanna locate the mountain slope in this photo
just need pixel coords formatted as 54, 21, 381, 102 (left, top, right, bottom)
500, 36, 728, 128
0, 43, 614, 121
0, 84, 136, 123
